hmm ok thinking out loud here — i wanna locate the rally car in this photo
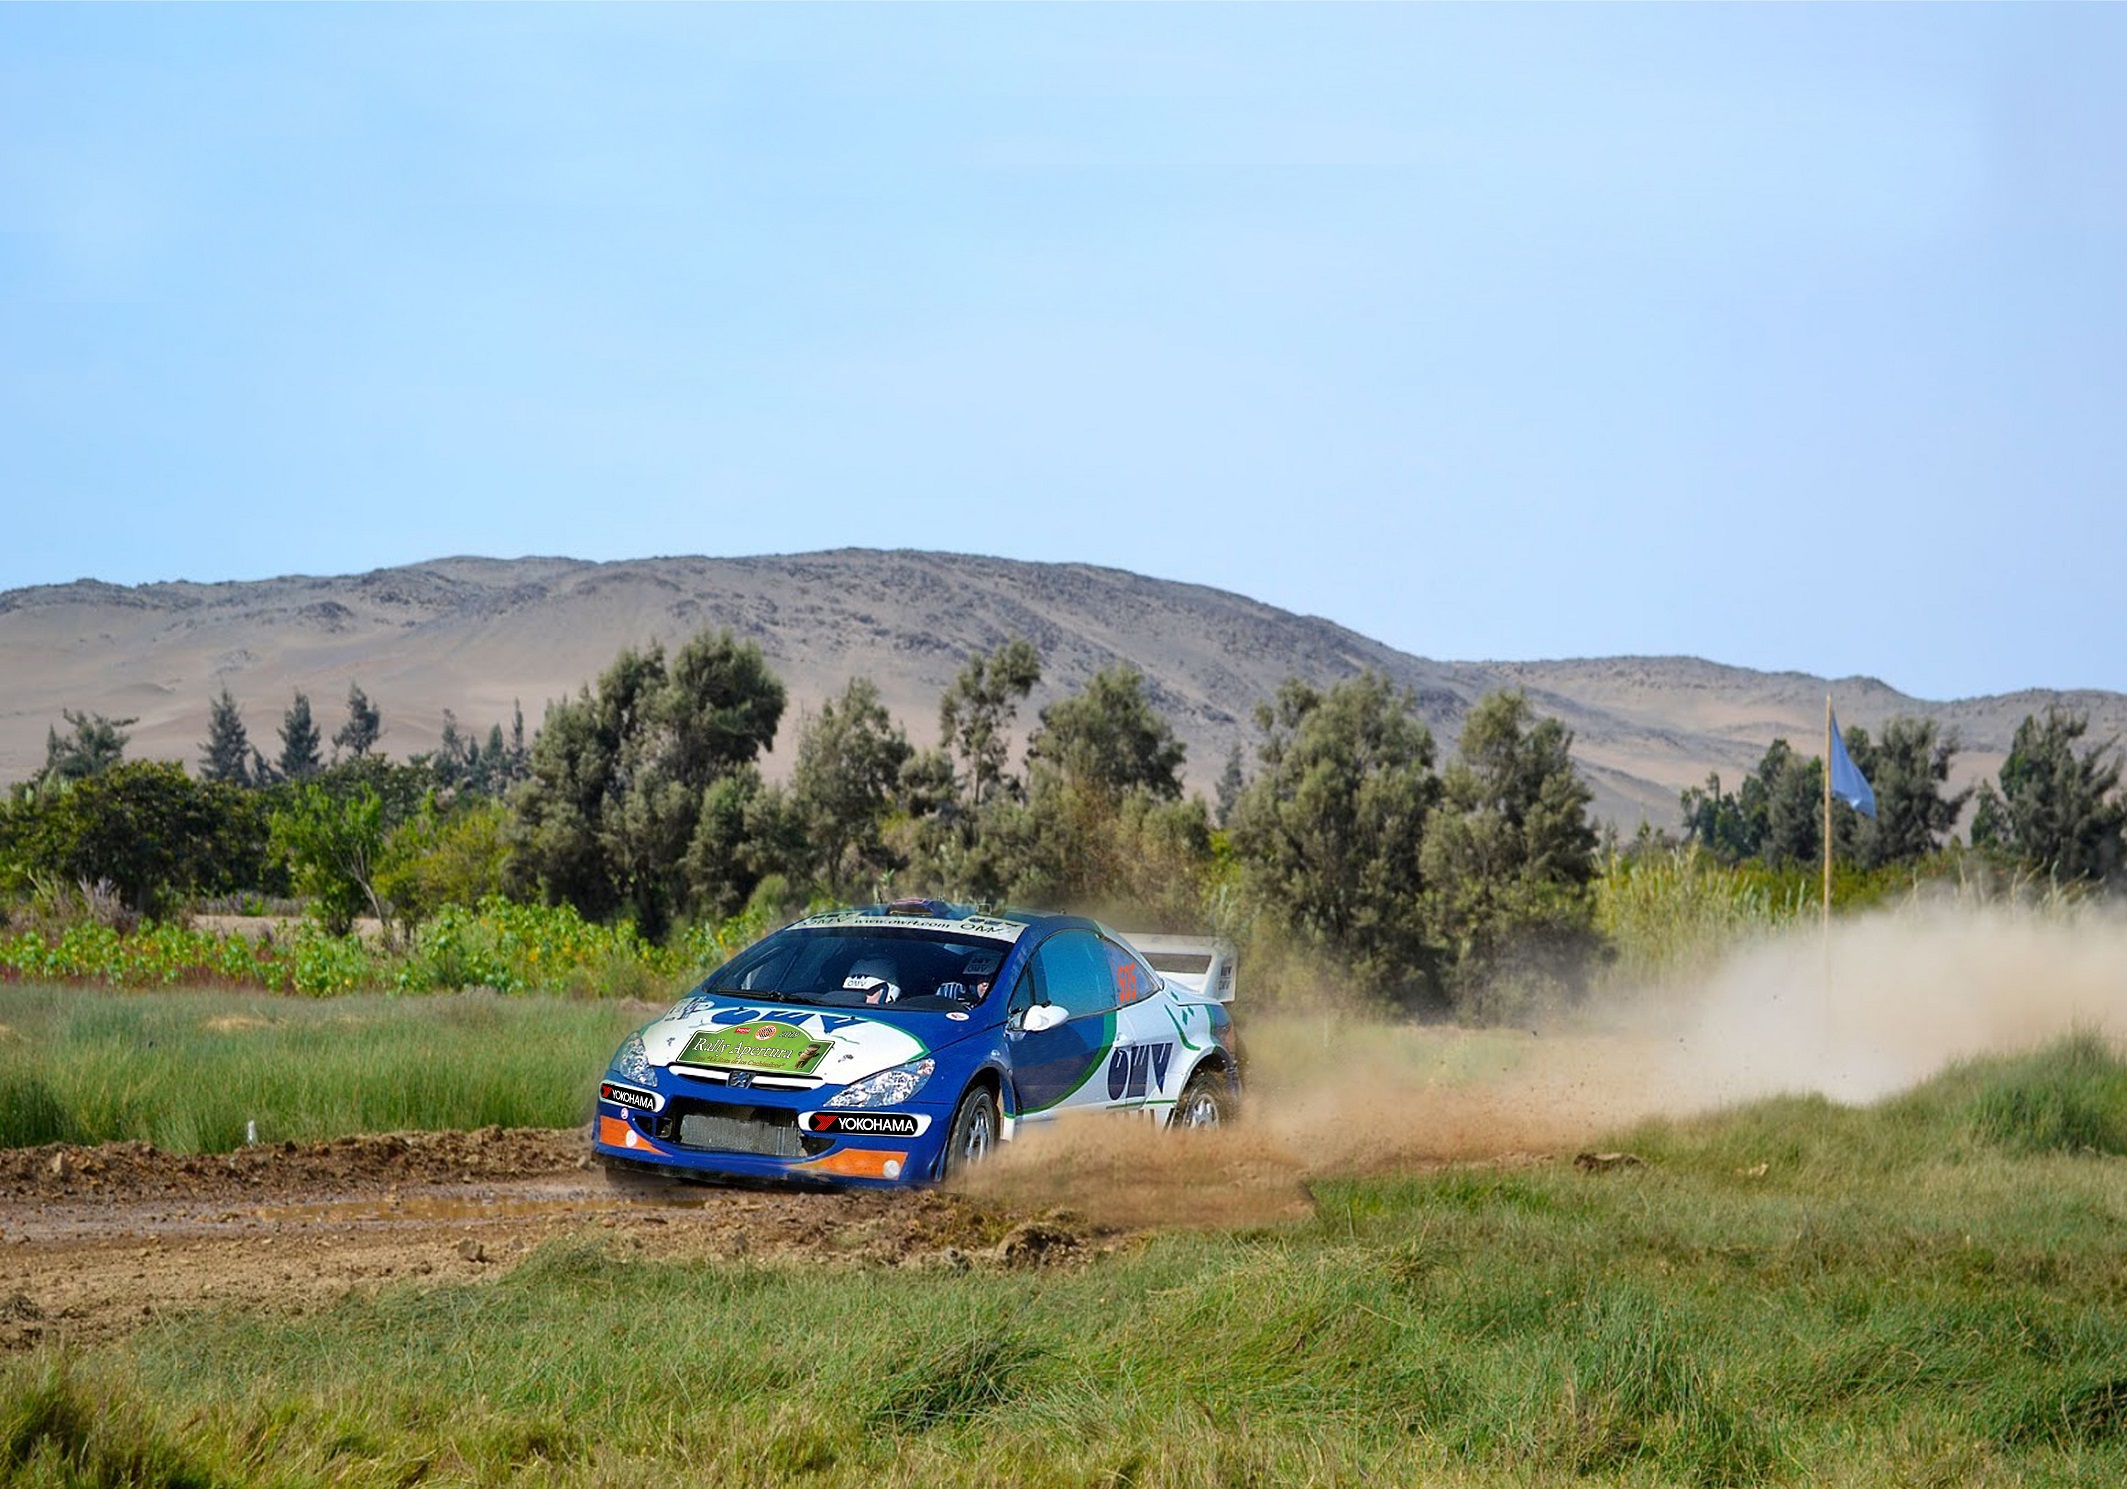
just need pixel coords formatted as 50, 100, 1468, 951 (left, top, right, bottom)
593, 900, 1239, 1188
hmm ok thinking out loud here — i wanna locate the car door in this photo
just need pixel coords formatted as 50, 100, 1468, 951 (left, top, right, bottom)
1097, 935, 1181, 1111
1005, 930, 1121, 1119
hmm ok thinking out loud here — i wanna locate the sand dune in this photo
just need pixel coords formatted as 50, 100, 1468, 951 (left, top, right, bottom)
3, 550, 2121, 829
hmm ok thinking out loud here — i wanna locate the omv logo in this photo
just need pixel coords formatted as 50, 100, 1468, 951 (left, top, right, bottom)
705, 1007, 865, 1036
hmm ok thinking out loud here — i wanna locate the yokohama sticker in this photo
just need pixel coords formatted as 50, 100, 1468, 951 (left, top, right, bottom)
600, 1081, 663, 1112
799, 1111, 931, 1138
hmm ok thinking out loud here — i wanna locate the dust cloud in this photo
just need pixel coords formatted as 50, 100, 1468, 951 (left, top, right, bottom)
1631, 905, 2127, 1107
958, 906, 2127, 1228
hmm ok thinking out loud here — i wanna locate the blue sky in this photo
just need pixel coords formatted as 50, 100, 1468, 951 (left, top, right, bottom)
4, 6, 2123, 700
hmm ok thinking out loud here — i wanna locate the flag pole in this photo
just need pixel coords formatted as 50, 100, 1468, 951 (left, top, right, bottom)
1823, 692, 1833, 1023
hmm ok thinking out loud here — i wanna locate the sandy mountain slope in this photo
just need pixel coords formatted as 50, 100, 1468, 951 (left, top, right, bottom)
3, 551, 2122, 831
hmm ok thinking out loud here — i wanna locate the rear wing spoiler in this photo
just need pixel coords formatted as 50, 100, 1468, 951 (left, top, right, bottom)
1117, 933, 1237, 1004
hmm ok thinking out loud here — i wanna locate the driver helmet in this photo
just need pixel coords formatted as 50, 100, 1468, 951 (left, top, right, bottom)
843, 956, 901, 1005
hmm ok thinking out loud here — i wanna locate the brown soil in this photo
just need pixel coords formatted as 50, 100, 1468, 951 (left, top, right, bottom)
0, 1128, 1103, 1352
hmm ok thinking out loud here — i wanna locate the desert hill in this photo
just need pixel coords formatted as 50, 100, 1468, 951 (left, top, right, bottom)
4, 551, 2123, 831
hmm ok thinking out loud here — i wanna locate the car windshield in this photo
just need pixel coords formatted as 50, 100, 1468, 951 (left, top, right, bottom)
696, 927, 1012, 1012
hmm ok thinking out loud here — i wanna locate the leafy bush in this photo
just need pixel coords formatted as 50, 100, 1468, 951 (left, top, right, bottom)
396, 897, 673, 996
0, 896, 789, 999
269, 784, 386, 937
374, 799, 511, 927
0, 762, 268, 915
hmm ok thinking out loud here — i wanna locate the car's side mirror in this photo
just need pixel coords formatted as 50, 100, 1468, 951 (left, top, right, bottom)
1020, 1003, 1069, 1034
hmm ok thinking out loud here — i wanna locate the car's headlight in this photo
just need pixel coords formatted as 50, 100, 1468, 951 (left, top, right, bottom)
825, 1058, 935, 1109
612, 1034, 657, 1087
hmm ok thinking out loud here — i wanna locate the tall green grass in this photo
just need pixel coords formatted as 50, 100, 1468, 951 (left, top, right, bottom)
1594, 847, 1812, 989
1592, 846, 2099, 995
11, 1035, 2127, 1485
0, 985, 642, 1150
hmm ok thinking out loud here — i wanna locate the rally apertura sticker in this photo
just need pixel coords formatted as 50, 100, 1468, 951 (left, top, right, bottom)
677, 1021, 836, 1075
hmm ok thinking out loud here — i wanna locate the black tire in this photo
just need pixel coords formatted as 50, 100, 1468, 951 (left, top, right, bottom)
1171, 1065, 1232, 1130
940, 1084, 1000, 1179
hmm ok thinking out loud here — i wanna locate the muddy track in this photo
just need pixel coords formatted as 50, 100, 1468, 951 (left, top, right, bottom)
0, 1129, 1095, 1352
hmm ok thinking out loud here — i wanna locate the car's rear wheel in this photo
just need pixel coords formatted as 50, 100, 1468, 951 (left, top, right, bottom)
1172, 1066, 1231, 1130
941, 1085, 999, 1178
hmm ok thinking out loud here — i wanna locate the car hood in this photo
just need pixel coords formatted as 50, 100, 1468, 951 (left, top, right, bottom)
638, 994, 943, 1085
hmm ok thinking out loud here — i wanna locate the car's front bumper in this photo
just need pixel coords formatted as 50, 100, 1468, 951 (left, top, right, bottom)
591, 1077, 951, 1188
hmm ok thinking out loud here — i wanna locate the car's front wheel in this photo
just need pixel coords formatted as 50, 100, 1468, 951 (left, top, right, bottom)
1172, 1066, 1232, 1130
941, 1085, 999, 1178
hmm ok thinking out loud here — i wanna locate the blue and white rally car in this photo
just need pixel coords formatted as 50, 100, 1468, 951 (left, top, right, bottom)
593, 900, 1239, 1187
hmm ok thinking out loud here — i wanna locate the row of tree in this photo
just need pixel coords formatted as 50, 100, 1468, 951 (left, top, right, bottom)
8, 630, 2126, 1014
1678, 708, 2125, 885
191, 683, 530, 797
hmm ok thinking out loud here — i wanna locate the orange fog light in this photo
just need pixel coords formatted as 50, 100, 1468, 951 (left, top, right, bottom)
798, 1148, 910, 1181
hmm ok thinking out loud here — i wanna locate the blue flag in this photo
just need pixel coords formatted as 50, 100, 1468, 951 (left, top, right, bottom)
1828, 708, 1876, 818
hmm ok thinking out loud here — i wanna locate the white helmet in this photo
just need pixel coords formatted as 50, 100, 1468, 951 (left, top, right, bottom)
843, 956, 900, 1005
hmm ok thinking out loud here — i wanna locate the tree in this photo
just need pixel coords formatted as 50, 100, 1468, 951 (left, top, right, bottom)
374, 798, 512, 927
1215, 745, 1246, 829
432, 709, 471, 790
40, 710, 134, 785
509, 628, 787, 935
199, 687, 253, 786
271, 784, 388, 936
953, 669, 1204, 920
278, 691, 324, 780
1745, 739, 1825, 869
311, 754, 441, 831
333, 682, 383, 760
1419, 691, 1600, 1015
1678, 772, 1757, 864
984, 775, 1212, 927
477, 723, 510, 795
1984, 707, 2125, 884
662, 630, 788, 790
685, 766, 807, 920
2, 761, 268, 913
1970, 780, 2009, 853
1026, 666, 1185, 802
507, 701, 529, 780
791, 679, 914, 892
1228, 672, 1440, 1005
418, 705, 530, 799
1847, 716, 1970, 869
1680, 721, 1941, 873
938, 639, 1041, 808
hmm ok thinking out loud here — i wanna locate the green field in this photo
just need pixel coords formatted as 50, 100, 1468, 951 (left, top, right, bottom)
10, 1027, 2127, 1486
0, 984, 642, 1151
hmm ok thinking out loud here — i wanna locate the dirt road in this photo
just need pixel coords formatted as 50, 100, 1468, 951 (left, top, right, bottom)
0, 1129, 1084, 1352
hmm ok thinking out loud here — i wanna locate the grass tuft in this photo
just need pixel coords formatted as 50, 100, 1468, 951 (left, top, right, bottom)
0, 1357, 219, 1489
868, 1322, 1044, 1433
1963, 1030, 2127, 1156
0, 1072, 80, 1149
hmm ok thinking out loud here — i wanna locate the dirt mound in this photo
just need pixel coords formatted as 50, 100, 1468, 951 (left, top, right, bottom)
0, 1130, 1110, 1352
0, 1127, 591, 1205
